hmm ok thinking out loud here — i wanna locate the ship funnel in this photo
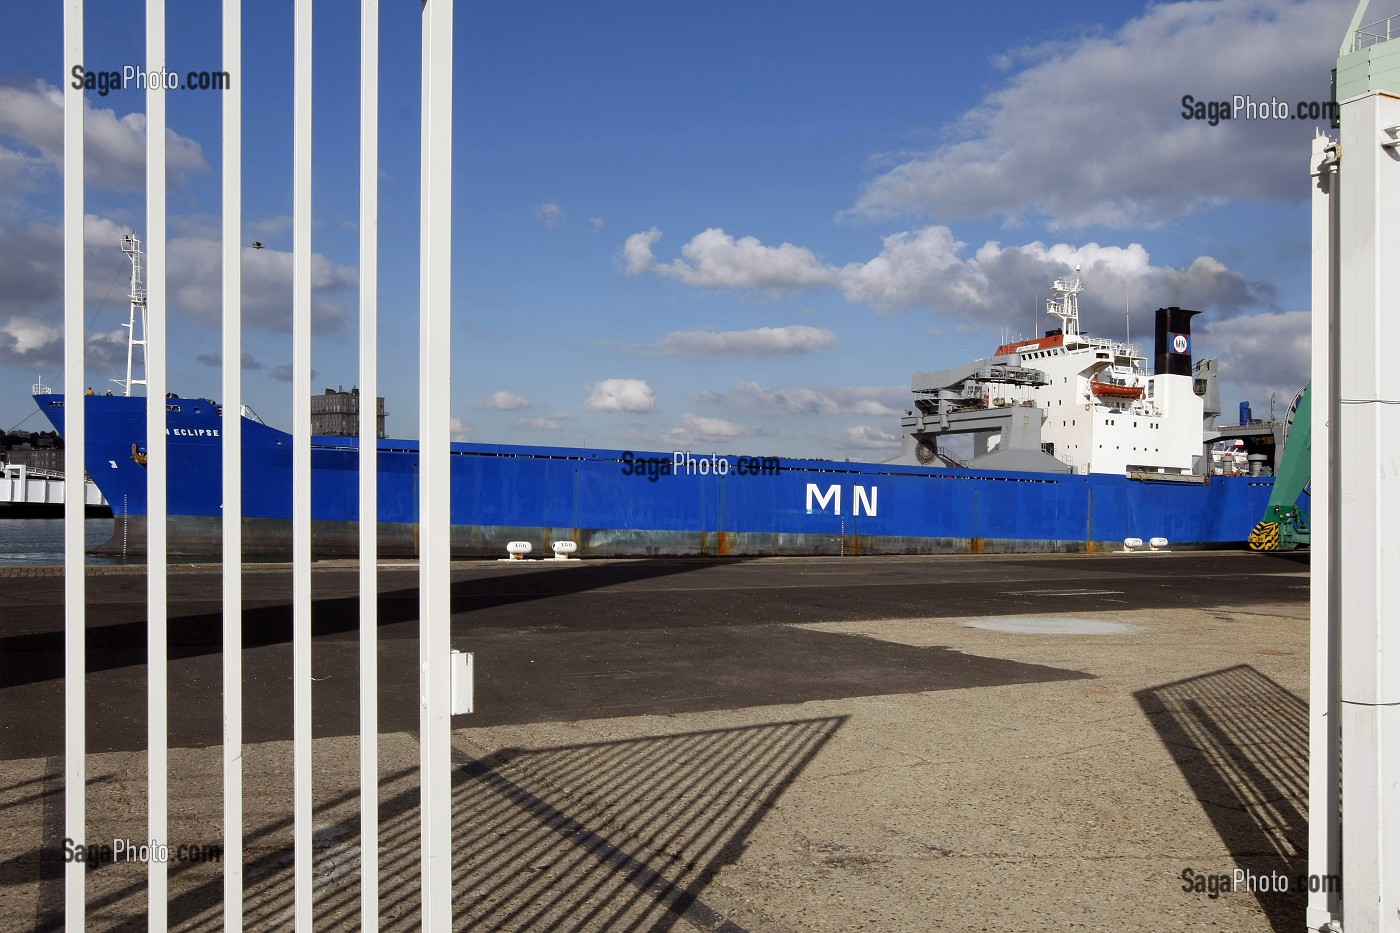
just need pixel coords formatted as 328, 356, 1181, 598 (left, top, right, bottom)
1153, 306, 1200, 377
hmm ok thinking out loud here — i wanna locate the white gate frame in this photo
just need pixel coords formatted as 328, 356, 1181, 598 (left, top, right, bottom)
61, 3, 85, 928
1309, 51, 1400, 933
221, 2, 245, 928
418, 0, 456, 926
60, 2, 456, 928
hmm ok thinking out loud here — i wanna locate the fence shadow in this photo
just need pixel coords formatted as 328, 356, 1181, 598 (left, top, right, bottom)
37, 716, 842, 931
1135, 665, 1308, 932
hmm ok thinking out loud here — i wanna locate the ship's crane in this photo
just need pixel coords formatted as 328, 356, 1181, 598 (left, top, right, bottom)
1247, 384, 1311, 550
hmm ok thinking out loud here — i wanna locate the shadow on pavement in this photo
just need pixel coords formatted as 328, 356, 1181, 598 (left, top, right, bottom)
1135, 665, 1310, 933
28, 716, 843, 932
0, 559, 755, 691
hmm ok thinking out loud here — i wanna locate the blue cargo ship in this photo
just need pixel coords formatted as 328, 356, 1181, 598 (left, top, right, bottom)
34, 391, 1274, 558
34, 249, 1282, 557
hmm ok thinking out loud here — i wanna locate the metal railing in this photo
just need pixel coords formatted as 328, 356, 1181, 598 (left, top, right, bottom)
2, 464, 65, 480
1082, 334, 1143, 358
60, 2, 455, 930
1353, 14, 1400, 51
935, 446, 966, 469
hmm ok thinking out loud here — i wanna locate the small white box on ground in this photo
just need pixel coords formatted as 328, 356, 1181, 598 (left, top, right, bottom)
451, 649, 473, 715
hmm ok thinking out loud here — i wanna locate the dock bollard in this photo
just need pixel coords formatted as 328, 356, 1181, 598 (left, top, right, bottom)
505, 541, 532, 560
1121, 537, 1143, 552
1148, 537, 1170, 551
550, 540, 578, 560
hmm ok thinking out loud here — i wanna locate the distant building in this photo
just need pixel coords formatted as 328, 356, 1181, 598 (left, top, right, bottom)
1, 431, 65, 472
1, 447, 65, 472
310, 387, 386, 438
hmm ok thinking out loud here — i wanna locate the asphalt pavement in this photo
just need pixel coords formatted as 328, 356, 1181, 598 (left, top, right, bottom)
0, 550, 1312, 932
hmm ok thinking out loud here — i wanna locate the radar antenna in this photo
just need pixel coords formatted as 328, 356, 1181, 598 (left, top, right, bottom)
1045, 266, 1084, 338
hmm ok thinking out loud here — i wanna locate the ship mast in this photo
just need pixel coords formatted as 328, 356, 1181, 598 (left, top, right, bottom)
1045, 265, 1084, 339
115, 232, 148, 396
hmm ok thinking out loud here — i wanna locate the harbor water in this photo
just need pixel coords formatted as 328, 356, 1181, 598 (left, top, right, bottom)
0, 518, 123, 566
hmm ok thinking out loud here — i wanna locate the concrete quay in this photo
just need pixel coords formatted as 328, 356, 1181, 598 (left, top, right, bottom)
0, 551, 1310, 931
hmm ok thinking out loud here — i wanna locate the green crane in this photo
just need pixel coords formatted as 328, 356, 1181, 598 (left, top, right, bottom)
1248, 385, 1312, 550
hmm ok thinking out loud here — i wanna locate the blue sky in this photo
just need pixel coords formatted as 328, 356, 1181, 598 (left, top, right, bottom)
0, 0, 1359, 457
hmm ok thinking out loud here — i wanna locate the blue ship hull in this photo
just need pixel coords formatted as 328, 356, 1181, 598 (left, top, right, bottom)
37, 394, 1277, 558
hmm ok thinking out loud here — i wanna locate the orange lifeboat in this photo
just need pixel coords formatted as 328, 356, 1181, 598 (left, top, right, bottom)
1089, 374, 1144, 401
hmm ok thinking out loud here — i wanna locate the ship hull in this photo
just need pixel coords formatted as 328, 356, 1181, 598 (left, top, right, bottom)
92, 513, 1153, 559
39, 395, 1278, 559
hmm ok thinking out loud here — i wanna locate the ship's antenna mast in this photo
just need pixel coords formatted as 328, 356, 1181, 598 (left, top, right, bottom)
116, 232, 148, 396
1046, 265, 1084, 337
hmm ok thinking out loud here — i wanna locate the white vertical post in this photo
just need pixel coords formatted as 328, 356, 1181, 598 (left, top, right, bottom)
1307, 131, 1342, 933
292, 0, 315, 929
419, 0, 454, 927
61, 2, 85, 928
222, 0, 245, 928
1334, 89, 1400, 933
359, 0, 381, 928
145, 0, 170, 926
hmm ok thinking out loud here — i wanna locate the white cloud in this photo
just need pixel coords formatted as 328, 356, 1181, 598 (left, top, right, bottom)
838, 226, 1269, 321
473, 390, 530, 411
656, 325, 838, 357
0, 213, 358, 336
623, 227, 836, 289
196, 350, 266, 371
847, 0, 1351, 229
664, 412, 751, 444
0, 215, 140, 369
0, 78, 208, 191
516, 416, 563, 431
702, 381, 904, 417
537, 203, 564, 229
1, 315, 57, 355
584, 377, 656, 412
169, 236, 358, 333
1199, 310, 1311, 413
0, 143, 50, 198
249, 215, 294, 240
590, 217, 605, 231
836, 226, 977, 310
0, 215, 136, 312
449, 417, 472, 442
621, 221, 1266, 323
269, 364, 320, 383
829, 425, 901, 452
0, 313, 127, 371
621, 227, 663, 275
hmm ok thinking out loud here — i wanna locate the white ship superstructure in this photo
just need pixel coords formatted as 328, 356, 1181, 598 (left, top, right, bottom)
897, 268, 1212, 476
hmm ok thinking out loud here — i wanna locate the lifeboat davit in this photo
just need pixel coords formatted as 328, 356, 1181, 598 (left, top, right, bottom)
1089, 374, 1145, 400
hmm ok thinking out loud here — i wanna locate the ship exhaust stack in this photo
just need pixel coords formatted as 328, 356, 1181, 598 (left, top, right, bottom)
1153, 306, 1199, 377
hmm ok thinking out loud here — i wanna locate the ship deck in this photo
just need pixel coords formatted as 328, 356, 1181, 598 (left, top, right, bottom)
0, 551, 1310, 931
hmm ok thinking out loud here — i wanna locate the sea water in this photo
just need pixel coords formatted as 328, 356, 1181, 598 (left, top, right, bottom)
0, 518, 123, 566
